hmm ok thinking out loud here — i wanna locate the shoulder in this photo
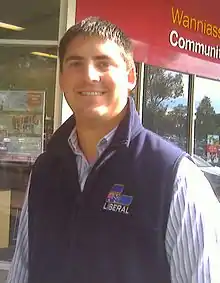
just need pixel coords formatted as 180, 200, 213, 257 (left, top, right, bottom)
139, 127, 182, 151
46, 115, 75, 151
136, 128, 185, 166
174, 156, 218, 198
172, 156, 220, 228
30, 151, 61, 188
31, 117, 76, 173
32, 152, 50, 173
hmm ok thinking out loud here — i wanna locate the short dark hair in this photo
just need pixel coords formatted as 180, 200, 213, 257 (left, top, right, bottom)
58, 16, 134, 71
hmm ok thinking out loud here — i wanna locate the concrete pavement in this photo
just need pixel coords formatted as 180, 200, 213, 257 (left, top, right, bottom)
0, 270, 7, 283
0, 262, 9, 283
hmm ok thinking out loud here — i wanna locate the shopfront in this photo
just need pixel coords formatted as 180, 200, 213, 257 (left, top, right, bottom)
0, 0, 62, 274
0, 0, 220, 273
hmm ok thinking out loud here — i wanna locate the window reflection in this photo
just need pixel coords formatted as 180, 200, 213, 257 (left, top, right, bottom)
194, 77, 220, 200
143, 65, 189, 151
0, 46, 57, 129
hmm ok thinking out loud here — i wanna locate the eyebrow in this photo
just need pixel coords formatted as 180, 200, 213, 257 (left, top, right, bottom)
64, 55, 84, 63
64, 55, 112, 63
92, 55, 112, 61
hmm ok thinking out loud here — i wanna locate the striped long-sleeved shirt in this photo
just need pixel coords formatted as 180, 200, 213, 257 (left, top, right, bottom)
7, 128, 220, 283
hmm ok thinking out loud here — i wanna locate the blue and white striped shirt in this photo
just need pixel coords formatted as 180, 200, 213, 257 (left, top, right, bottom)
7, 128, 220, 283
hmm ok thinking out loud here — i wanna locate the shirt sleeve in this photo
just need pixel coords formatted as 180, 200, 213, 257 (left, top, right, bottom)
6, 177, 29, 283
165, 156, 220, 283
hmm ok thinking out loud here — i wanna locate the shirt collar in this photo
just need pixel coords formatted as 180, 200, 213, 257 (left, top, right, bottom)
68, 126, 117, 156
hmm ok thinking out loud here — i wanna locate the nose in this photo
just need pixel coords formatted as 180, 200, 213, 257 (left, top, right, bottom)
86, 63, 101, 83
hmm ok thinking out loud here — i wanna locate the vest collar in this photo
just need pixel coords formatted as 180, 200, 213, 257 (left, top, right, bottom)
47, 97, 143, 157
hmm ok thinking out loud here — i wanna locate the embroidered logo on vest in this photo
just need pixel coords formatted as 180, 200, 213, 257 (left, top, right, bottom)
103, 184, 133, 215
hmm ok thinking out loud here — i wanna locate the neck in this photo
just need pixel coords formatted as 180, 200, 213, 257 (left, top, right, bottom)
75, 107, 127, 162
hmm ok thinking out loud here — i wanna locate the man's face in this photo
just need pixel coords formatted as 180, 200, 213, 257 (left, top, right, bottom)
60, 35, 136, 121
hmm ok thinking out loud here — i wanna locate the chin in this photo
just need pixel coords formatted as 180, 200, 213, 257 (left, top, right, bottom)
87, 111, 107, 119
88, 105, 108, 115
74, 108, 105, 120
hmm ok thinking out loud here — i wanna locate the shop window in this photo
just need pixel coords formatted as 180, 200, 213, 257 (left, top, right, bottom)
0, 45, 57, 261
194, 77, 220, 200
0, 46, 57, 143
142, 65, 189, 151
1, 0, 60, 40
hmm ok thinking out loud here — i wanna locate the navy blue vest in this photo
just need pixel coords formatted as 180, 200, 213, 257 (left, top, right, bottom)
28, 98, 185, 283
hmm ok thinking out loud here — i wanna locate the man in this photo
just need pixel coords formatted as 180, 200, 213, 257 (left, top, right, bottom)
7, 17, 220, 283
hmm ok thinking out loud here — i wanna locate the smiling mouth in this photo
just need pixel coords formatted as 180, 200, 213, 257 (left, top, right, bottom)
78, 91, 105, 96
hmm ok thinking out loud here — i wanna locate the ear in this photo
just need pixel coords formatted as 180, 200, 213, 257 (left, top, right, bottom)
127, 66, 137, 91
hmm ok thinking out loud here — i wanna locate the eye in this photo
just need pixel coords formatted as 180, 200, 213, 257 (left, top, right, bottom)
96, 61, 111, 70
68, 61, 82, 67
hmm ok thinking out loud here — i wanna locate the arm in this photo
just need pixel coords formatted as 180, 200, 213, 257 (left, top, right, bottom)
165, 157, 220, 283
7, 180, 29, 283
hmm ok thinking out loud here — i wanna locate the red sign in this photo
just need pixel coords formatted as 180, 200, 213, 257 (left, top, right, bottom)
76, 0, 220, 80
27, 92, 42, 108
